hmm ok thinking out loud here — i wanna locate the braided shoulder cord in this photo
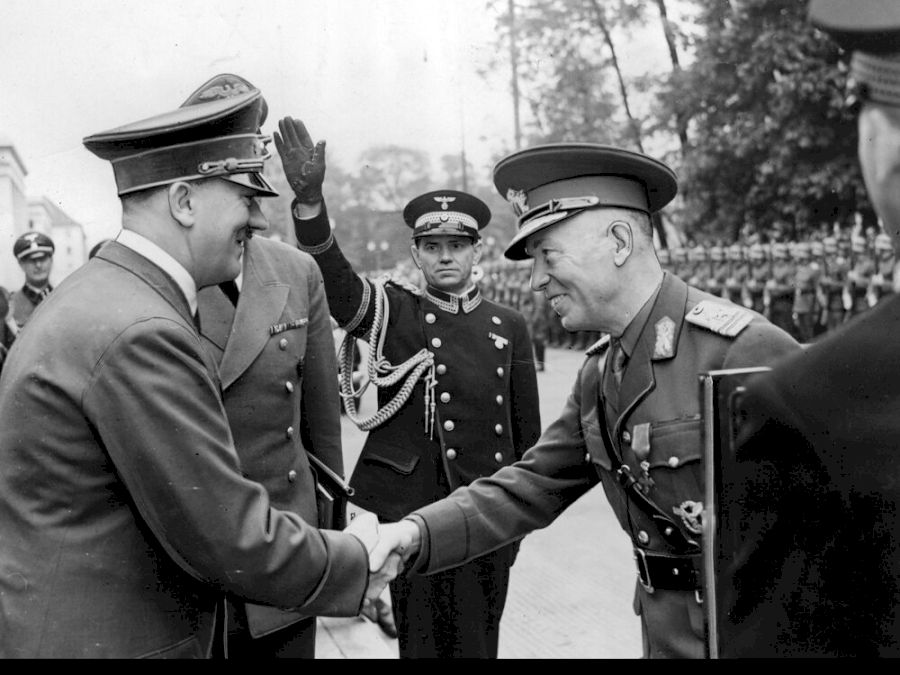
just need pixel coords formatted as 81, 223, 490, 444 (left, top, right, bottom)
339, 277, 436, 434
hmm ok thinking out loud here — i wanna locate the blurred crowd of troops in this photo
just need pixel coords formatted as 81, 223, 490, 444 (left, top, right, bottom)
476, 228, 897, 349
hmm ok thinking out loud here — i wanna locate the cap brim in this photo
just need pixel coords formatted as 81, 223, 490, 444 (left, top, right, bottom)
503, 210, 574, 261
221, 172, 279, 197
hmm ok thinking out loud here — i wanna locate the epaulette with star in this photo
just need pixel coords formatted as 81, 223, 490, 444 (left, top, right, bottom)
685, 300, 752, 338
382, 273, 423, 296
585, 334, 611, 357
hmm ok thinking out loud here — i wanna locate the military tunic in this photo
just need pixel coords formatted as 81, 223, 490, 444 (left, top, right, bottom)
410, 272, 799, 658
295, 204, 541, 658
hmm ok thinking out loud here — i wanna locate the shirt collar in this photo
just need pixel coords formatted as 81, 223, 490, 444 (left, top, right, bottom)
115, 229, 198, 315
618, 278, 663, 359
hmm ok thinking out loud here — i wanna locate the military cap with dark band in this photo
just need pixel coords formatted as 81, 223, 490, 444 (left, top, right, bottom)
14, 231, 55, 261
494, 143, 678, 260
82, 74, 278, 197
403, 189, 491, 240
809, 0, 900, 108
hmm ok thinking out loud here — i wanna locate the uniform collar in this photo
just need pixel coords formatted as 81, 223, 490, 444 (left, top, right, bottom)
423, 284, 482, 314
618, 277, 663, 360
22, 283, 52, 304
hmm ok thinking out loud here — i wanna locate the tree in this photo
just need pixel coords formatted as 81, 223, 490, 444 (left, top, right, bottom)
663, 0, 874, 241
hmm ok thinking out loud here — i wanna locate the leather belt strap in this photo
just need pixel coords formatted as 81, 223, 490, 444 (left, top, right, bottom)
633, 548, 702, 593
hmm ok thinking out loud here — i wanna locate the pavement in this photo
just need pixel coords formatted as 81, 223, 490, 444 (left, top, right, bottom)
315, 346, 643, 659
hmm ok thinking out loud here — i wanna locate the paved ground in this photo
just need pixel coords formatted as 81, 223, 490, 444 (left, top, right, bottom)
316, 346, 643, 659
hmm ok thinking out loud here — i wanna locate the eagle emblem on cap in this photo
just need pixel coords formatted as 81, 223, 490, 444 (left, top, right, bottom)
506, 188, 528, 217
434, 196, 456, 210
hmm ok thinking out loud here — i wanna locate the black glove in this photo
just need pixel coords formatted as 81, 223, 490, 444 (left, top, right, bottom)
274, 117, 326, 204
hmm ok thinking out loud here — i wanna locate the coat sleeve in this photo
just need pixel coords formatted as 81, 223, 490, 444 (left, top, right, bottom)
299, 257, 345, 477
82, 317, 368, 616
412, 362, 600, 573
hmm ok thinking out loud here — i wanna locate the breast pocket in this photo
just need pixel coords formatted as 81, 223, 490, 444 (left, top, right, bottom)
644, 415, 703, 508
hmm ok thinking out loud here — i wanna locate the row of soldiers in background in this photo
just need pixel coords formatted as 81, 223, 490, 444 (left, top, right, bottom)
478, 231, 897, 346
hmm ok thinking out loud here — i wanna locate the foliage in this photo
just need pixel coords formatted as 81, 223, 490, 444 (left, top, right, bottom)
483, 0, 875, 244
662, 0, 873, 242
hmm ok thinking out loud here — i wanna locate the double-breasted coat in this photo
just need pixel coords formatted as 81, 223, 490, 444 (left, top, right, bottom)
409, 272, 799, 658
0, 240, 367, 658
197, 236, 345, 645
295, 203, 541, 657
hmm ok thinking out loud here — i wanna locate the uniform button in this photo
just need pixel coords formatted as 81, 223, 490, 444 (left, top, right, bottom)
585, 452, 591, 463
621, 430, 631, 444
494, 452, 503, 463
496, 367, 504, 377
494, 424, 503, 435
668, 456, 680, 468
492, 316, 501, 325
436, 364, 447, 375
664, 526, 674, 537
425, 313, 436, 324
279, 338, 288, 350
637, 530, 650, 545
446, 448, 457, 460
286, 426, 294, 439
444, 420, 455, 431
285, 381, 295, 393
672, 567, 680, 576
440, 392, 451, 403
431, 337, 442, 348
287, 469, 298, 482
496, 394, 504, 405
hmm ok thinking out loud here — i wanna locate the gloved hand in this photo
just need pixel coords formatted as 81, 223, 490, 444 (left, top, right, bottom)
274, 117, 326, 204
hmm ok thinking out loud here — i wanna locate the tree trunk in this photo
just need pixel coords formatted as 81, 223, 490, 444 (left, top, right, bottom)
654, 0, 689, 154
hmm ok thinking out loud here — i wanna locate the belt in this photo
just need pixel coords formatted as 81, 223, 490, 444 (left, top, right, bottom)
633, 548, 702, 594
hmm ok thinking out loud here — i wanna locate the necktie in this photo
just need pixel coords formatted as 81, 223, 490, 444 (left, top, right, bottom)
603, 338, 627, 419
219, 280, 240, 307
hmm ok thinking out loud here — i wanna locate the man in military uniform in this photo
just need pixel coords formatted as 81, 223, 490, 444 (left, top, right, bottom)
276, 117, 541, 659
718, 1, 900, 656
846, 234, 875, 317
8, 231, 55, 336
670, 246, 688, 279
366, 143, 799, 659
868, 232, 895, 305
707, 245, 729, 298
0, 76, 388, 658
791, 242, 821, 343
818, 235, 850, 331
743, 243, 769, 315
765, 241, 797, 337
179, 75, 351, 659
723, 243, 750, 306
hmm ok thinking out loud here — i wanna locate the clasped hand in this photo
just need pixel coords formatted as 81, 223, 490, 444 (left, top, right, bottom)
343, 512, 421, 610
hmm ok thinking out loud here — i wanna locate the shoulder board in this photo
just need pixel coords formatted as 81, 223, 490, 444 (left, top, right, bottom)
383, 273, 422, 296
685, 300, 753, 338
585, 334, 611, 357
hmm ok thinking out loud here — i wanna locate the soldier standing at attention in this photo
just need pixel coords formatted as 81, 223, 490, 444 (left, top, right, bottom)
868, 232, 896, 305
707, 245, 729, 298
743, 243, 770, 315
718, 0, 900, 655
846, 234, 875, 318
818, 235, 850, 331
791, 242, 821, 343
765, 241, 797, 337
276, 117, 541, 659
8, 231, 55, 336
723, 243, 750, 306
366, 142, 799, 659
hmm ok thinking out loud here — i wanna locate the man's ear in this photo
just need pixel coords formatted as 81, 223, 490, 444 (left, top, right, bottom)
410, 242, 422, 269
473, 238, 484, 265
608, 220, 634, 267
168, 181, 196, 228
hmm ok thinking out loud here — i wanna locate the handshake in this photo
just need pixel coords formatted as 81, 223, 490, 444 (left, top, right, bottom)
343, 512, 422, 611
